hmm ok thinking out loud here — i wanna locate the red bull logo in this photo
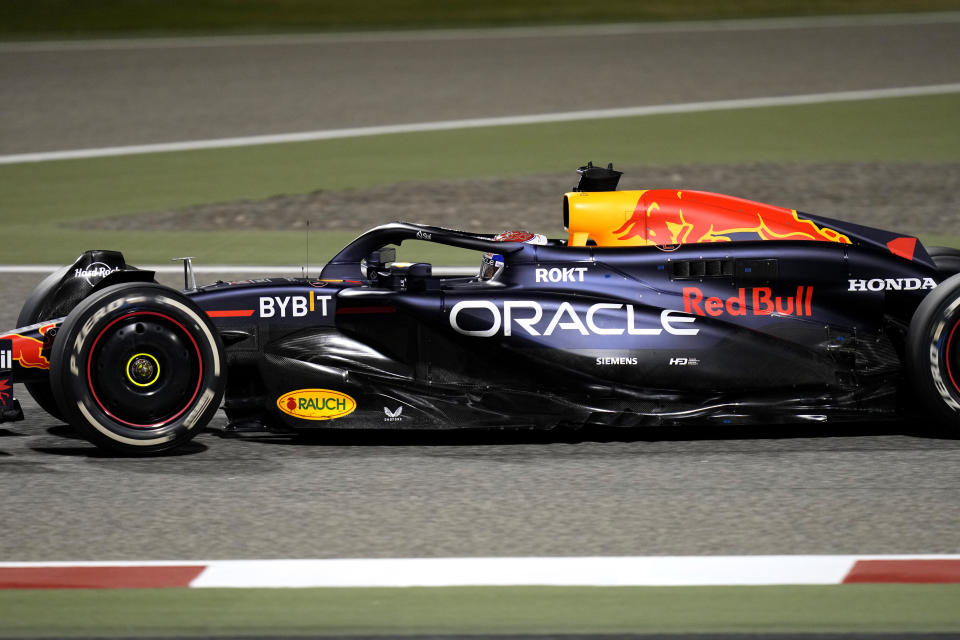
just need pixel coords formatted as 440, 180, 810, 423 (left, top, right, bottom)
615, 190, 851, 246
684, 286, 814, 317
0, 323, 56, 369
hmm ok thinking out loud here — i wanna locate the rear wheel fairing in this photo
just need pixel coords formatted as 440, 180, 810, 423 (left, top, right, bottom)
589, 241, 925, 381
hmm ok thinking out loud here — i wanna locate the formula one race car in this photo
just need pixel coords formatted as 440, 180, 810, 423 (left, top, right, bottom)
3, 163, 960, 454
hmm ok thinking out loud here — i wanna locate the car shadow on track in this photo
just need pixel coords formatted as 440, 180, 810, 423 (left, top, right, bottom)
15, 420, 958, 457
210, 420, 958, 448
29, 424, 210, 457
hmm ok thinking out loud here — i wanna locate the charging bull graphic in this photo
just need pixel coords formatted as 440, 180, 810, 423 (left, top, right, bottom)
0, 323, 56, 370
614, 190, 850, 246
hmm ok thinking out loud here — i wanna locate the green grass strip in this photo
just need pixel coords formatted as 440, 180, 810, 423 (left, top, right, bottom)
1, 585, 960, 637
1, 93, 958, 265
5, 0, 960, 39
4, 93, 958, 223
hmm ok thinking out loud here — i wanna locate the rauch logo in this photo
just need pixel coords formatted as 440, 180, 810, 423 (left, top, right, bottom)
277, 389, 356, 420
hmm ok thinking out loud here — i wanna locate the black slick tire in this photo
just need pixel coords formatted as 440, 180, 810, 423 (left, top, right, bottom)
49, 282, 224, 455
906, 272, 960, 429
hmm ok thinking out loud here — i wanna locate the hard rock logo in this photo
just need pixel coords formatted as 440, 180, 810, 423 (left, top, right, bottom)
74, 262, 120, 285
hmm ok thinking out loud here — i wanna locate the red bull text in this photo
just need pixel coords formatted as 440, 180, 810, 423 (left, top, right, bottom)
684, 286, 814, 317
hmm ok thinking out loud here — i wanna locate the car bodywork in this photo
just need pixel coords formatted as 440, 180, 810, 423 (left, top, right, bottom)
1, 164, 957, 452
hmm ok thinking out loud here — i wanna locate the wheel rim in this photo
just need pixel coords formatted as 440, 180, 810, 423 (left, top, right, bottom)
947, 317, 960, 397
87, 311, 203, 429
126, 353, 161, 387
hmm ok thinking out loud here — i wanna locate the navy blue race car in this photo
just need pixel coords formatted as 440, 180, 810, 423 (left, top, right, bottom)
2, 163, 959, 454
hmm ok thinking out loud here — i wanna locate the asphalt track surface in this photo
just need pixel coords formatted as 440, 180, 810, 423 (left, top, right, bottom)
53, 636, 960, 640
2, 16, 960, 564
2, 272, 960, 561
2, 17, 960, 154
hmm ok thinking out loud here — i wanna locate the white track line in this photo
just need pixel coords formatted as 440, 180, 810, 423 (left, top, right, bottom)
3, 83, 960, 166
192, 556, 859, 587
3, 555, 960, 587
3, 12, 959, 52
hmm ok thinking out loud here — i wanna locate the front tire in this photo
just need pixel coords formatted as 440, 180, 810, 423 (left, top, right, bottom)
50, 283, 224, 454
906, 273, 960, 429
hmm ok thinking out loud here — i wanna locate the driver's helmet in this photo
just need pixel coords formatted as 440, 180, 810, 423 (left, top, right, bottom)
480, 230, 547, 280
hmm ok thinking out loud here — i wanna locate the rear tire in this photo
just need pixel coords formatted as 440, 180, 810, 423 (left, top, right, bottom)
50, 283, 224, 455
906, 272, 960, 429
